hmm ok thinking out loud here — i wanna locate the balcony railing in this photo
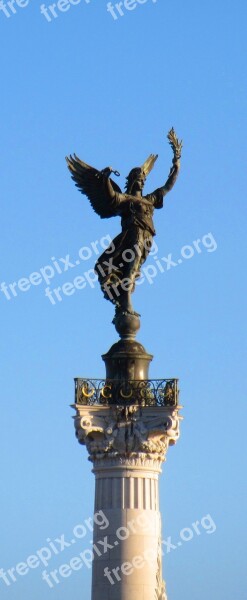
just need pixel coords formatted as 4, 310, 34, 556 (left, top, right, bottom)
74, 378, 179, 407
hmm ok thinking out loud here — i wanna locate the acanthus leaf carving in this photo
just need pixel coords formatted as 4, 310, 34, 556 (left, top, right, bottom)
74, 405, 181, 463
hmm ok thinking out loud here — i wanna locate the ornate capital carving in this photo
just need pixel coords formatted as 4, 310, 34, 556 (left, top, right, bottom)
74, 404, 181, 464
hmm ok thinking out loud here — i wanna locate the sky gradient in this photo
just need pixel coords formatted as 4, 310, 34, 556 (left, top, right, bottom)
0, 1, 247, 599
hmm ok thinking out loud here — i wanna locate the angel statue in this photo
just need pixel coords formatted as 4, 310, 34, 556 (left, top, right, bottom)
66, 129, 182, 318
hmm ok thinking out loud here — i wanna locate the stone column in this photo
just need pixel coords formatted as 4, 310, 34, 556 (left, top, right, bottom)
74, 403, 181, 600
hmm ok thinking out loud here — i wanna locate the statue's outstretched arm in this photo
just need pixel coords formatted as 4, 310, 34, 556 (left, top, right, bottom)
101, 168, 120, 200
150, 128, 182, 208
158, 156, 180, 197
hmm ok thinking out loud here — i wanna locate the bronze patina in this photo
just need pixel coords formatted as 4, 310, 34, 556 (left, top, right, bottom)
66, 129, 182, 318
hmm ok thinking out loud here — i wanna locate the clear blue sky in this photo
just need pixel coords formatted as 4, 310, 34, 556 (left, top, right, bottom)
0, 1, 246, 598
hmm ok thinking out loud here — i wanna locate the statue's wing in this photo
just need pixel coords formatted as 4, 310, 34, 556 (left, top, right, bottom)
66, 154, 122, 219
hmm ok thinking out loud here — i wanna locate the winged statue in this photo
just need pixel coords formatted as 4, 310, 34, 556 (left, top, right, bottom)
66, 129, 182, 317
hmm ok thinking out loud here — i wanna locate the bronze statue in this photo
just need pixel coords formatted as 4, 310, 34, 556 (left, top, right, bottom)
66, 129, 182, 318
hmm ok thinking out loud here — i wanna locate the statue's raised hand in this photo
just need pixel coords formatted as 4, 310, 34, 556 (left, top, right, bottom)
167, 128, 183, 161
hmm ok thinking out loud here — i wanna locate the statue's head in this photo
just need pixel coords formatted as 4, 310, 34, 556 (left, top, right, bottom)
125, 154, 158, 195
125, 167, 145, 195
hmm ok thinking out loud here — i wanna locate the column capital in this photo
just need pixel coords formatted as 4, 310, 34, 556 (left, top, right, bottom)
74, 404, 182, 466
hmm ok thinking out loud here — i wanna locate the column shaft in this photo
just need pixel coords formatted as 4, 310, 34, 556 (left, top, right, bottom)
92, 465, 162, 600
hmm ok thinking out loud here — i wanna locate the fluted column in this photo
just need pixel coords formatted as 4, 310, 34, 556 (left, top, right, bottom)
74, 405, 181, 600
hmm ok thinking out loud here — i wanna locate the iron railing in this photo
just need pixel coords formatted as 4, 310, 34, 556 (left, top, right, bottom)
74, 378, 179, 407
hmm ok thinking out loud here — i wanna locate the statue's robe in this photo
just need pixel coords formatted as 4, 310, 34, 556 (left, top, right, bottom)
95, 189, 163, 305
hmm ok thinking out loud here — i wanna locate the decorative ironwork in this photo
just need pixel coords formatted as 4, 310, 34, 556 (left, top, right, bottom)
74, 378, 179, 407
